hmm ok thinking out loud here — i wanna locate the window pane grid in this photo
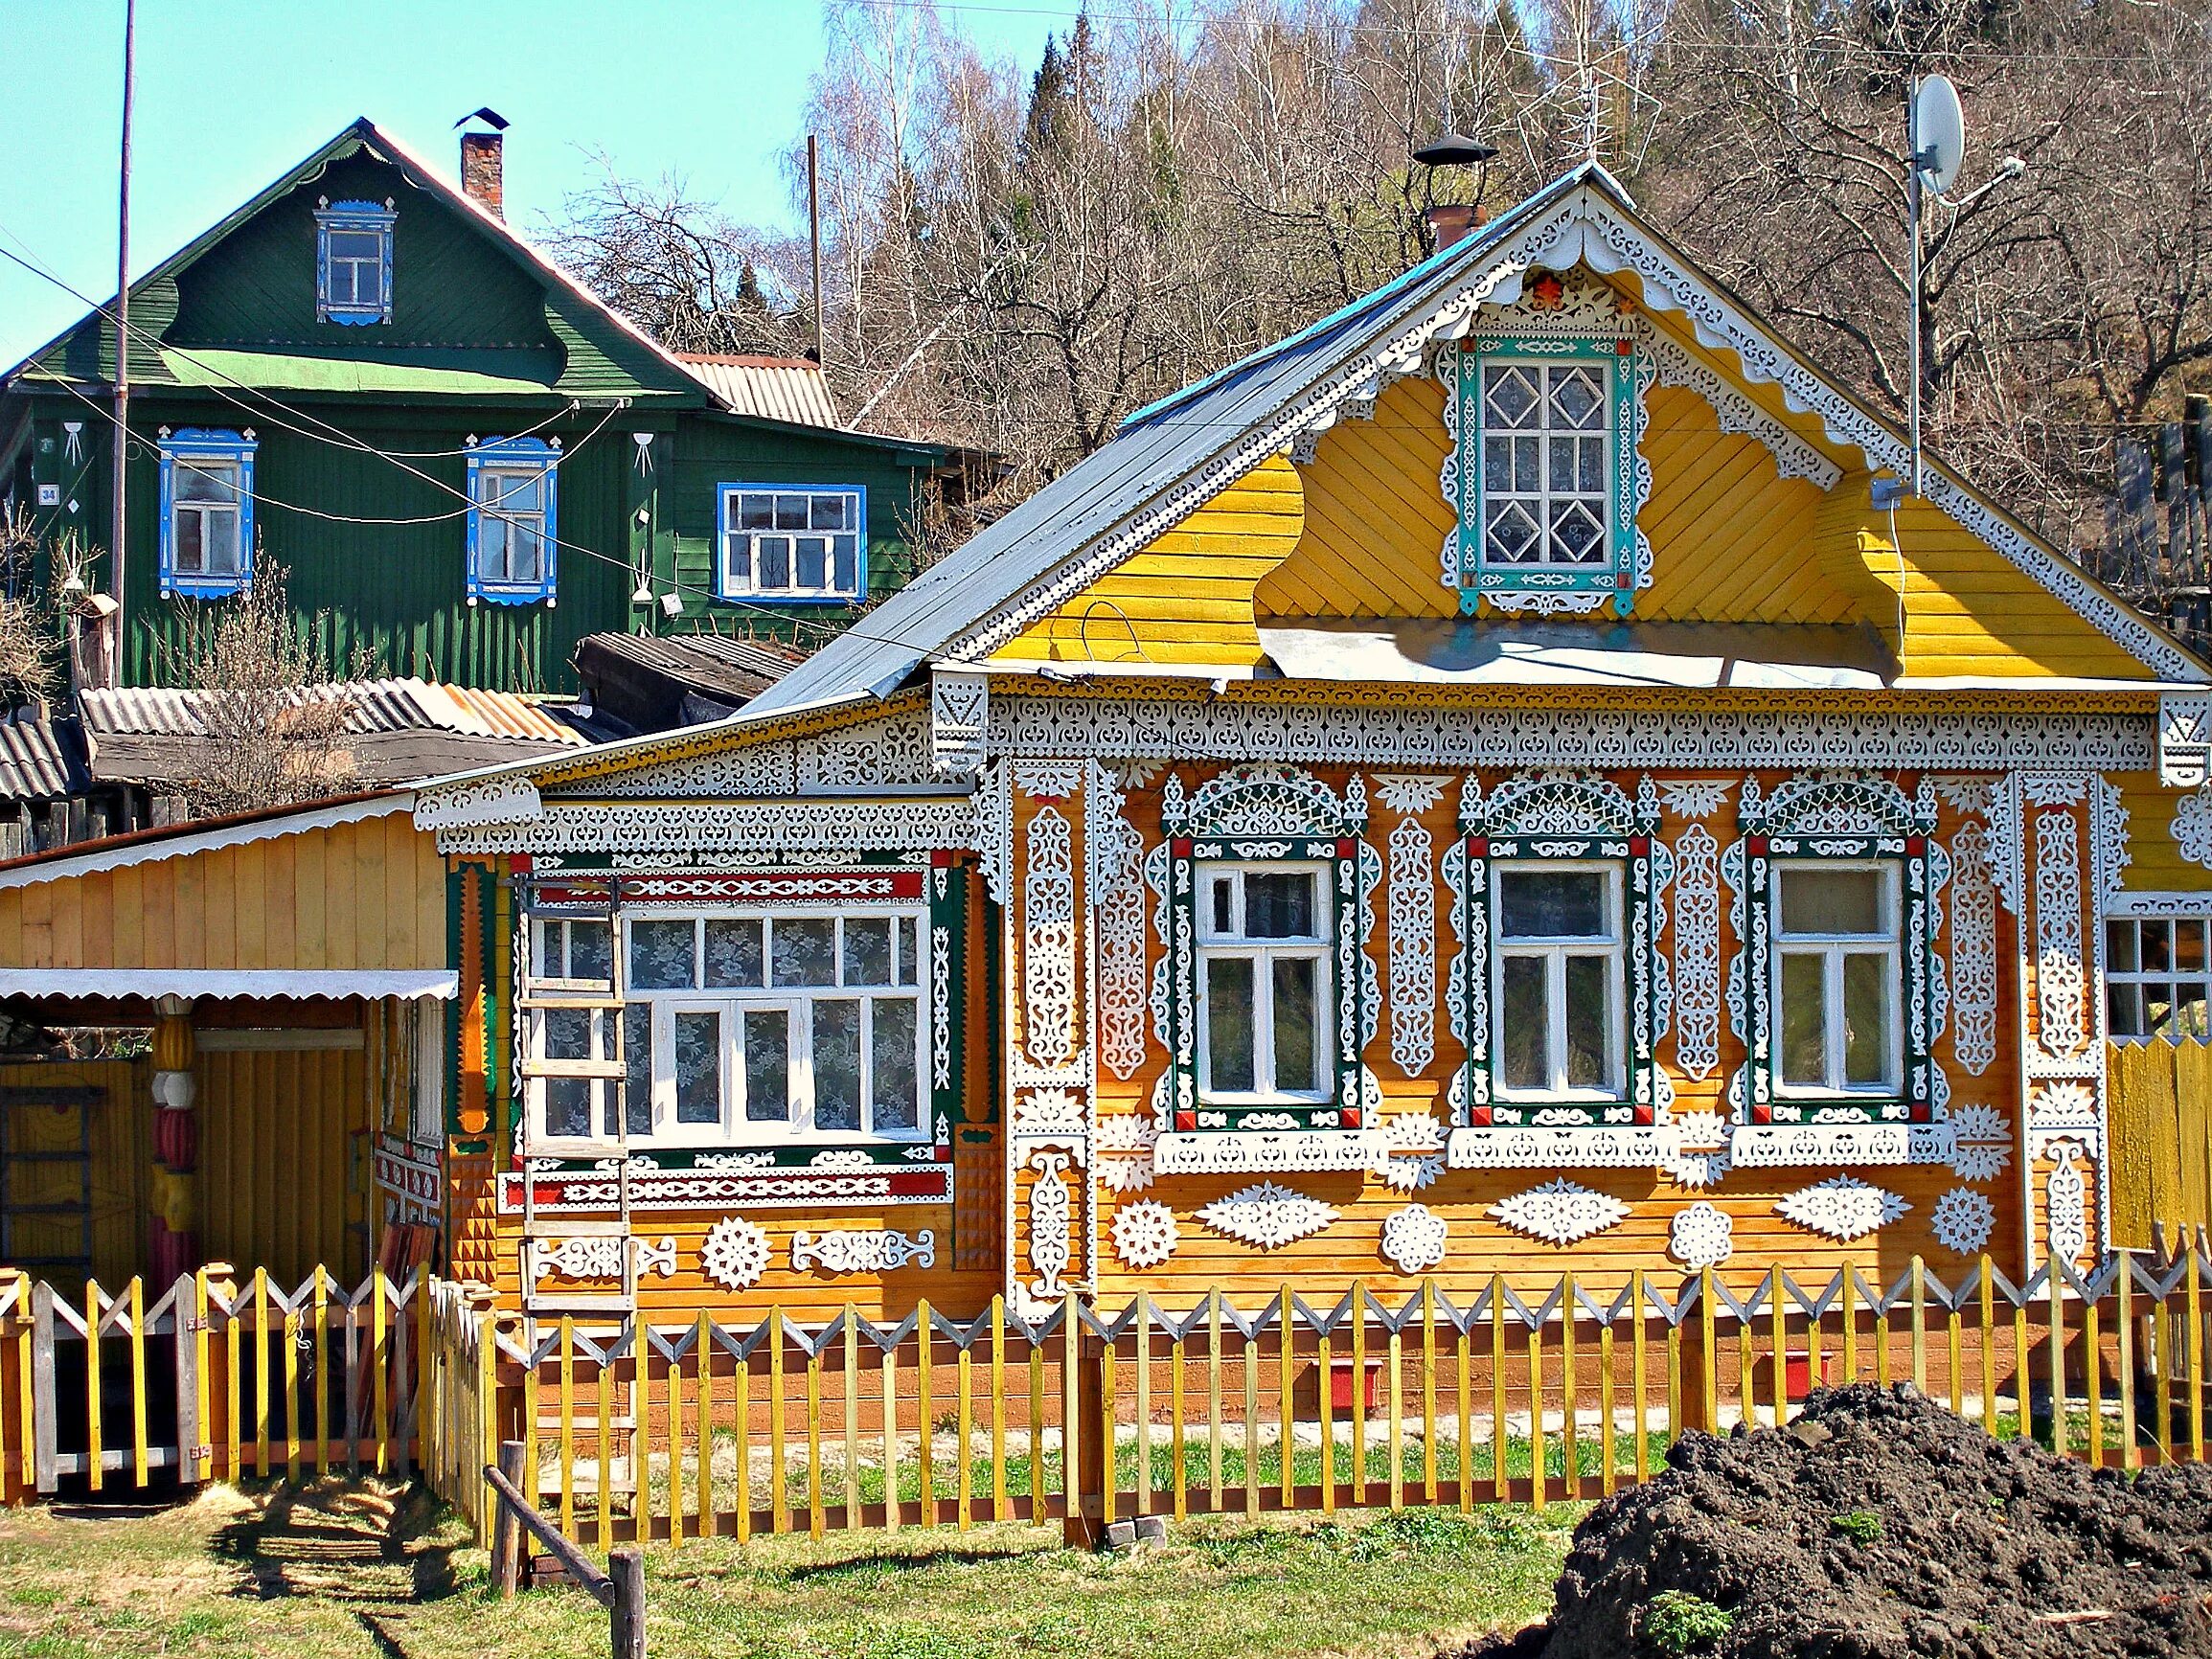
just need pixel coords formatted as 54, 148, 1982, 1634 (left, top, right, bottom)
1196, 865, 1330, 1102
1481, 361, 1610, 571
529, 910, 928, 1148
1494, 863, 1624, 1099
2106, 916, 2212, 1042
1773, 864, 1902, 1094
720, 487, 864, 599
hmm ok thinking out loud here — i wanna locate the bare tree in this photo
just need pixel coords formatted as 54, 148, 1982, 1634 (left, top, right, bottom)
0, 507, 59, 708
156, 565, 368, 819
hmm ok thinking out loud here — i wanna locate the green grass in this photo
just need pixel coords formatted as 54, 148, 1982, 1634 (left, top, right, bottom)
0, 1478, 1574, 1659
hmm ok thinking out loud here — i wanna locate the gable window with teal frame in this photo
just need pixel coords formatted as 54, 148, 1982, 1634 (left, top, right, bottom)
314, 198, 394, 326
717, 484, 867, 602
1442, 278, 1653, 618
467, 436, 559, 605
157, 428, 256, 598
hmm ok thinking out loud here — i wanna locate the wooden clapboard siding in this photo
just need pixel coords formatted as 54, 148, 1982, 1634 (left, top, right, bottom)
2113, 775, 2201, 892
1813, 479, 2155, 681
1635, 388, 1850, 623
1257, 377, 1458, 620
0, 810, 446, 976
992, 457, 1303, 666
196, 1036, 373, 1284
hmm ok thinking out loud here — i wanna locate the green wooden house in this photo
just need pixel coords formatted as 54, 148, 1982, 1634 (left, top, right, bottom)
0, 118, 965, 693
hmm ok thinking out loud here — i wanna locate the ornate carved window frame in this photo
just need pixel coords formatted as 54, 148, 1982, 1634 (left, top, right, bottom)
1446, 771, 1673, 1159
1148, 764, 1382, 1173
1724, 773, 1950, 1149
504, 855, 968, 1207
1440, 278, 1654, 619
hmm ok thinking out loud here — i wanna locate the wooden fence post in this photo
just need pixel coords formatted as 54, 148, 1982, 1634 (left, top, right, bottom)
29, 1282, 56, 1496
608, 1547, 646, 1659
490, 1439, 528, 1598
1061, 1302, 1106, 1550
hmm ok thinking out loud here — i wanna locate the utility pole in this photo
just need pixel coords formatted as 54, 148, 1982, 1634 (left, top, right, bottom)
107, 0, 136, 688
808, 133, 825, 366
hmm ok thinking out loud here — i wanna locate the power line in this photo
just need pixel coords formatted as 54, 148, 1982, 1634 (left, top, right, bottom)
0, 238, 925, 646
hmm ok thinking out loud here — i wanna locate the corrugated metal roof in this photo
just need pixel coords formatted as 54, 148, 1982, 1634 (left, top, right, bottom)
745, 168, 1605, 719
81, 679, 587, 744
0, 716, 88, 801
675, 355, 842, 429
580, 630, 806, 697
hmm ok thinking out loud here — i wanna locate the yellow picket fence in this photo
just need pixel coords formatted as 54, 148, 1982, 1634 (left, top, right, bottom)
9, 1245, 2212, 1549
0, 1266, 426, 1501
428, 1243, 2212, 1550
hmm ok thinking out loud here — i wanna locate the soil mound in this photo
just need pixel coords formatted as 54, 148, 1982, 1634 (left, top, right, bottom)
1499, 1382, 2212, 1659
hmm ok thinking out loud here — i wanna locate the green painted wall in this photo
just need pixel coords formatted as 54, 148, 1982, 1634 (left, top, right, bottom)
9, 397, 944, 693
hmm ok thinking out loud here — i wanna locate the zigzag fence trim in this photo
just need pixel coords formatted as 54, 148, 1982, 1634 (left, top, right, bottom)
6, 1244, 2209, 1545
422, 1242, 2212, 1550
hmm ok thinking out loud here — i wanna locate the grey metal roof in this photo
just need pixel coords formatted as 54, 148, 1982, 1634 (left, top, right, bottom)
576, 630, 805, 701
675, 355, 843, 428
745, 167, 1605, 719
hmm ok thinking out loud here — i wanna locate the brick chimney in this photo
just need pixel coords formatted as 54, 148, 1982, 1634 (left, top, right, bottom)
1424, 201, 1481, 252
460, 128, 504, 219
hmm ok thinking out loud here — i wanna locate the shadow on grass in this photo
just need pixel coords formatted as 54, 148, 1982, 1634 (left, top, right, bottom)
776, 1542, 1046, 1583
212, 1477, 464, 1605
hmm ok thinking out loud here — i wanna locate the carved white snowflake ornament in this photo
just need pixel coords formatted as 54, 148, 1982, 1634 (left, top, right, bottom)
700, 1216, 772, 1290
1947, 1104, 2013, 1182
1929, 1188, 1996, 1255
1197, 1182, 1339, 1249
1489, 1179, 1630, 1245
1380, 1204, 1449, 1274
1669, 1202, 1734, 1268
1775, 1177, 1909, 1242
1110, 1200, 1179, 1269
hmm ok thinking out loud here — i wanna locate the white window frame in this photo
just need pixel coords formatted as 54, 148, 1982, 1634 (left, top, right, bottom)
525, 908, 928, 1153
1194, 861, 1333, 1106
1771, 859, 1904, 1097
2105, 910, 2212, 1044
473, 466, 549, 586
1490, 858, 1626, 1102
717, 484, 867, 602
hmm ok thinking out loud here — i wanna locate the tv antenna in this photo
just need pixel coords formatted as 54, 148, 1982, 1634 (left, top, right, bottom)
1893, 74, 2026, 503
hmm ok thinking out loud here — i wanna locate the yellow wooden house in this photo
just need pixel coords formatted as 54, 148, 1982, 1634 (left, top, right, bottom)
409, 164, 2212, 1328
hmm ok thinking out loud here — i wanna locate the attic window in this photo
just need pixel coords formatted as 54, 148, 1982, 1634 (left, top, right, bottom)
315, 198, 394, 325
1444, 278, 1651, 618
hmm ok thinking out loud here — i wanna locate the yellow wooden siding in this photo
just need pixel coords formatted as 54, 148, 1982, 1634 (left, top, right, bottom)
1256, 377, 1458, 619
2112, 774, 2212, 893
0, 811, 446, 974
0, 1057, 149, 1287
2108, 1038, 2212, 1247
992, 457, 1304, 665
1812, 479, 2155, 681
195, 1039, 373, 1284
1633, 388, 1853, 623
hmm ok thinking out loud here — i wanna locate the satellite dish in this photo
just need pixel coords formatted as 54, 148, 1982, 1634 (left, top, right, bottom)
1912, 76, 1964, 196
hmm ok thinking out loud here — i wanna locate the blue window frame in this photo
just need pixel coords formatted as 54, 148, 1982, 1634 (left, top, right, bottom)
717, 484, 867, 602
467, 437, 559, 605
315, 199, 395, 326
157, 428, 256, 598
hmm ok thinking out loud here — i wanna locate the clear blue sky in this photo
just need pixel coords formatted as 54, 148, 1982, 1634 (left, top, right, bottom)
0, 0, 1068, 367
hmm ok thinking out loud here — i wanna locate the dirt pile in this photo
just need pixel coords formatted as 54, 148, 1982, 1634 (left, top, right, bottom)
1496, 1383, 2212, 1659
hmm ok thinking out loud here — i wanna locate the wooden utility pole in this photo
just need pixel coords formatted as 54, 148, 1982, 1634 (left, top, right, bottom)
107, 0, 137, 689
808, 134, 825, 366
